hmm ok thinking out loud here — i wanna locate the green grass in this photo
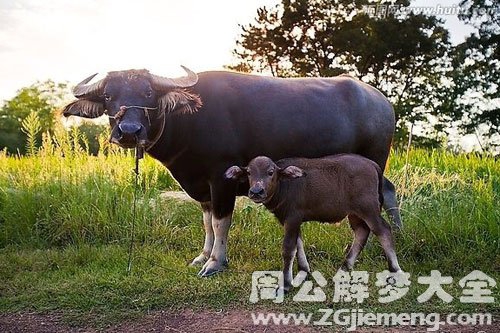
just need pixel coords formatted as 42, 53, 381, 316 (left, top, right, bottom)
0, 139, 499, 327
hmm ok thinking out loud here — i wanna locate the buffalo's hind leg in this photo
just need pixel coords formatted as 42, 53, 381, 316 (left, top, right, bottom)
190, 202, 213, 266
341, 215, 371, 271
382, 177, 402, 229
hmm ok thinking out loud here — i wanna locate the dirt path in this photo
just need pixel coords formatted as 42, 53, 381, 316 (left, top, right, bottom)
1, 310, 498, 333
159, 191, 193, 202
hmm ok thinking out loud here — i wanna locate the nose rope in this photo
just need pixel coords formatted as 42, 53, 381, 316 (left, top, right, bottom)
108, 105, 166, 152
107, 105, 159, 126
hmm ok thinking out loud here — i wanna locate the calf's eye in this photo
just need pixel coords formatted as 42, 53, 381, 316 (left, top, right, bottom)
268, 169, 274, 176
145, 91, 153, 98
104, 94, 111, 101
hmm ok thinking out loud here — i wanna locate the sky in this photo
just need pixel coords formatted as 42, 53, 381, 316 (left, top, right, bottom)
0, 0, 475, 102
0, 0, 280, 101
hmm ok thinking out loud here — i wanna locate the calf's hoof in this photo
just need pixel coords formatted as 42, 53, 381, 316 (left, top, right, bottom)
281, 283, 293, 294
339, 263, 353, 272
198, 257, 228, 277
337, 265, 353, 276
189, 253, 209, 266
298, 266, 311, 274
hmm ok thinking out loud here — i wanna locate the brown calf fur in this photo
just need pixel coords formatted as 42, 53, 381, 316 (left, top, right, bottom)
225, 154, 402, 290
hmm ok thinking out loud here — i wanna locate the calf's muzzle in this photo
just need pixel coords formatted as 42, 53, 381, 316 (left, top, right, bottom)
249, 186, 266, 202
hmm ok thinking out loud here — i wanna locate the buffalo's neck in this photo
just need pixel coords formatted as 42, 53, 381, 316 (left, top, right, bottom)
145, 116, 212, 202
146, 114, 190, 168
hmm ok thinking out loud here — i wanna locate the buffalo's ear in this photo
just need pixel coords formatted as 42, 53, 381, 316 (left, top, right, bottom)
224, 166, 247, 181
280, 166, 305, 179
62, 100, 105, 118
158, 89, 202, 114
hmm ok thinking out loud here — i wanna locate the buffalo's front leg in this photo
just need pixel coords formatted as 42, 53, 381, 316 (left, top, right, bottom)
198, 180, 236, 277
190, 202, 213, 266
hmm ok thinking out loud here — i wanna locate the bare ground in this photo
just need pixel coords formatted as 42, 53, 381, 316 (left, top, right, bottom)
1, 310, 497, 333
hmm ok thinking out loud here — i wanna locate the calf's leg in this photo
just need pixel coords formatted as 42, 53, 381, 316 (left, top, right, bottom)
296, 235, 310, 273
361, 212, 402, 272
341, 215, 371, 271
190, 202, 213, 266
282, 223, 300, 290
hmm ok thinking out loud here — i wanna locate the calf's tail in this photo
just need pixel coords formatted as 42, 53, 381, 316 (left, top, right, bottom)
376, 166, 384, 209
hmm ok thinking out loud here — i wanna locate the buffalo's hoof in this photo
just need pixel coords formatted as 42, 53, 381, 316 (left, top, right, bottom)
189, 253, 209, 266
392, 217, 403, 231
198, 258, 228, 277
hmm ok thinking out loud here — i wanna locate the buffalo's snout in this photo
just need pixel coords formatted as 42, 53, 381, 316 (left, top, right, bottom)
110, 121, 148, 148
118, 122, 142, 135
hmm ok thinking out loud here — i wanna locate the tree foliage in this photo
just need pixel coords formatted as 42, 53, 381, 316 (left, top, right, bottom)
0, 80, 107, 155
228, 0, 454, 147
0, 81, 68, 154
446, 0, 499, 147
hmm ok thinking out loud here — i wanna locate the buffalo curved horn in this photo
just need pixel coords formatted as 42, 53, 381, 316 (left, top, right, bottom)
73, 73, 105, 99
150, 65, 198, 91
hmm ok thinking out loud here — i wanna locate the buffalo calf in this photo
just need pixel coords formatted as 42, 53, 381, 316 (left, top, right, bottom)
225, 154, 402, 290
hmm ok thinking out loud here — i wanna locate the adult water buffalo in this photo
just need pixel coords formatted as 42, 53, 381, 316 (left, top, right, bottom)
63, 66, 401, 277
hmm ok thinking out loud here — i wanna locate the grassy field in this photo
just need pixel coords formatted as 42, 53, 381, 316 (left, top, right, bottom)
0, 132, 499, 328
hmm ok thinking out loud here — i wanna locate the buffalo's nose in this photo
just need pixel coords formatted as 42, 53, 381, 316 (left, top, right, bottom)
249, 187, 265, 197
118, 122, 142, 135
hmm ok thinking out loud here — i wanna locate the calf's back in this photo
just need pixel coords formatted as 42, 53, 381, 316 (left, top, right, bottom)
270, 154, 382, 222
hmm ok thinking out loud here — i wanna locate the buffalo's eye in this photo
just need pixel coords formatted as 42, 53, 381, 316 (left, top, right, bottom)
267, 169, 274, 176
104, 93, 112, 102
145, 91, 153, 98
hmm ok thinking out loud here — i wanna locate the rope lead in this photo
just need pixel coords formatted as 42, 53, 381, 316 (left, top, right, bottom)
127, 146, 144, 274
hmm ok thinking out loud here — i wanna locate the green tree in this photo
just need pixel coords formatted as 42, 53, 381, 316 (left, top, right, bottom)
228, 0, 453, 147
445, 0, 499, 149
0, 81, 69, 154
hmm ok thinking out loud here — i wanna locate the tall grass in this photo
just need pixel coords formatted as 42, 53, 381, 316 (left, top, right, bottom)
0, 125, 177, 248
0, 127, 498, 325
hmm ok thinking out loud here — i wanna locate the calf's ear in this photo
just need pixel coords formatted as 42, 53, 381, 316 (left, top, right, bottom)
62, 100, 105, 118
224, 166, 247, 181
280, 166, 305, 179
